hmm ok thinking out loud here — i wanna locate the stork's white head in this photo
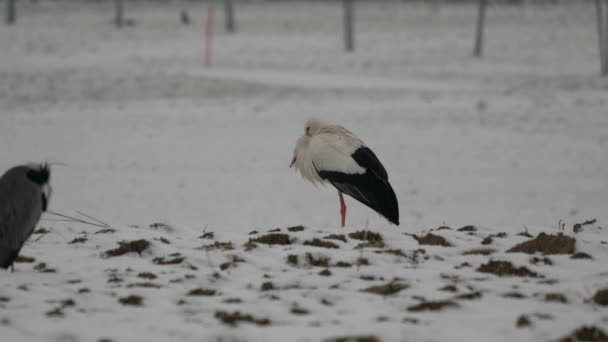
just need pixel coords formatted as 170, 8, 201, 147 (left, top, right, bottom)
291, 117, 329, 168
24, 162, 52, 208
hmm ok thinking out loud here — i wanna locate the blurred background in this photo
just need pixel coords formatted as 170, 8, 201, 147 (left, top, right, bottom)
1, 0, 607, 232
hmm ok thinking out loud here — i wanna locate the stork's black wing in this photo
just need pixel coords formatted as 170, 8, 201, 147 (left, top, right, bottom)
317, 146, 399, 225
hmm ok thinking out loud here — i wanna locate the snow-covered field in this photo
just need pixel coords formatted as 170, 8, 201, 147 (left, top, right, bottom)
1, 1, 607, 341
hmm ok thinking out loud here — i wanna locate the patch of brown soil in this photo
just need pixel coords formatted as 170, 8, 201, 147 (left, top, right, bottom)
68, 236, 87, 244
516, 315, 531, 328
119, 295, 143, 306
558, 326, 608, 342
439, 285, 458, 292
415, 233, 452, 247
154, 237, 170, 244
219, 255, 244, 271
214, 310, 270, 326
454, 291, 482, 300
573, 219, 597, 233
324, 234, 347, 243
34, 262, 56, 273
319, 269, 332, 276
354, 241, 386, 249
362, 281, 409, 296
477, 260, 540, 278
137, 272, 157, 279
304, 239, 339, 249
545, 293, 568, 304
15, 256, 35, 263
290, 306, 310, 315
462, 248, 495, 256
334, 261, 352, 268
95, 228, 116, 234
530, 256, 553, 266
287, 225, 305, 232
507, 233, 575, 255
127, 282, 161, 288
149, 222, 172, 230
199, 231, 214, 239
571, 252, 592, 260
481, 236, 493, 245
286, 254, 298, 265
222, 298, 242, 304
153, 256, 184, 265
267, 228, 281, 232
250, 233, 291, 245
260, 282, 275, 291
348, 230, 383, 242
407, 300, 459, 312
105, 240, 150, 257
503, 292, 527, 299
305, 253, 330, 267
325, 336, 379, 342
592, 289, 608, 306
457, 225, 477, 232
203, 241, 234, 250
188, 288, 216, 296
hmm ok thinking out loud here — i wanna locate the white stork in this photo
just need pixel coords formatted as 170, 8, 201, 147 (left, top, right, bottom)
290, 118, 399, 227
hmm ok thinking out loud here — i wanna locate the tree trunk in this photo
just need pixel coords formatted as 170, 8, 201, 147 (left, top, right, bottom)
224, 0, 235, 33
343, 0, 354, 52
473, 0, 487, 57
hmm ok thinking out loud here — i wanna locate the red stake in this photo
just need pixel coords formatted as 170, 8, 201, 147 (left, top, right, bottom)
204, 5, 214, 67
339, 191, 347, 228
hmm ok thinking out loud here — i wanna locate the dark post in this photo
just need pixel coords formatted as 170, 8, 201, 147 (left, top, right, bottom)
6, 0, 16, 25
473, 0, 487, 57
114, 0, 124, 28
343, 0, 354, 52
596, 0, 607, 75
604, 0, 608, 75
224, 0, 235, 33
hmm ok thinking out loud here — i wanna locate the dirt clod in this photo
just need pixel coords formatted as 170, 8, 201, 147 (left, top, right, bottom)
95, 228, 116, 234
137, 272, 157, 279
415, 233, 452, 247
261, 282, 275, 291
305, 253, 330, 267
286, 254, 298, 265
558, 326, 608, 342
287, 225, 305, 232
481, 236, 493, 245
304, 239, 339, 249
34, 262, 56, 273
250, 233, 291, 245
362, 281, 408, 296
530, 256, 553, 266
507, 233, 575, 255
214, 310, 270, 326
324, 234, 347, 243
516, 315, 531, 328
325, 336, 379, 342
15, 256, 35, 263
407, 300, 459, 312
439, 285, 458, 292
290, 306, 310, 315
119, 295, 143, 306
571, 252, 592, 260
105, 239, 150, 257
503, 292, 526, 299
203, 241, 233, 250
457, 225, 476, 232
592, 289, 608, 306
454, 291, 482, 300
477, 260, 540, 278
319, 269, 332, 276
462, 248, 495, 256
544, 293, 568, 304
348, 230, 383, 243
153, 256, 184, 265
188, 288, 216, 296
68, 236, 87, 244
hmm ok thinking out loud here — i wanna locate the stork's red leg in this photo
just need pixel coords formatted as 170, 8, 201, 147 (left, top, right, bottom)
339, 191, 347, 228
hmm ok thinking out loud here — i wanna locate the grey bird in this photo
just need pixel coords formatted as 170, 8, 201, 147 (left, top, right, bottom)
0, 163, 51, 270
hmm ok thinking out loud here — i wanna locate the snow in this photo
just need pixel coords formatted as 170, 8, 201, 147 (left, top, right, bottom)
0, 1, 607, 341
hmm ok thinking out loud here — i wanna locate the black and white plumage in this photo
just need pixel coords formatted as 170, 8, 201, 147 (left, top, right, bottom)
0, 163, 51, 270
290, 118, 399, 227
